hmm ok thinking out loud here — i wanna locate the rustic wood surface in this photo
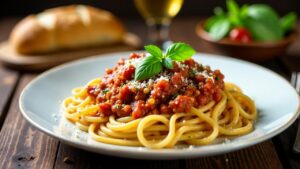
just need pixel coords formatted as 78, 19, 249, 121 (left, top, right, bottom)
0, 16, 299, 169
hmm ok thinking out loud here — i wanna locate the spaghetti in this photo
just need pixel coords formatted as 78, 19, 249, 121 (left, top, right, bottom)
62, 53, 257, 149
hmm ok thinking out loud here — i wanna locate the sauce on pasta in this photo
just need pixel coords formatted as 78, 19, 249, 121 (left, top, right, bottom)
63, 52, 257, 149
87, 53, 224, 119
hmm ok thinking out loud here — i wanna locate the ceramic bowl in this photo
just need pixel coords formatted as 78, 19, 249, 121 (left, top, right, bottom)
196, 20, 298, 62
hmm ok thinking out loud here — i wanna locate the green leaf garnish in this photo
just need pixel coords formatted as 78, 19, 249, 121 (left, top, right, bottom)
189, 69, 196, 77
205, 7, 226, 31
103, 89, 109, 94
244, 4, 283, 41
208, 18, 231, 41
166, 43, 196, 61
134, 42, 196, 81
116, 105, 122, 109
162, 57, 173, 69
205, 0, 297, 41
239, 4, 249, 19
227, 0, 241, 25
134, 55, 162, 81
144, 45, 163, 59
280, 12, 297, 34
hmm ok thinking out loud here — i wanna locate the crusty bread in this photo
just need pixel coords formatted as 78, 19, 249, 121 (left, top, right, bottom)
10, 5, 126, 54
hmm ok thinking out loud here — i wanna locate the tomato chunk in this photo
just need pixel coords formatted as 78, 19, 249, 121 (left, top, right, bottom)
229, 27, 252, 43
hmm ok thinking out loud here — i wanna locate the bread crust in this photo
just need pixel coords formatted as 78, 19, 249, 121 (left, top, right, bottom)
9, 5, 126, 54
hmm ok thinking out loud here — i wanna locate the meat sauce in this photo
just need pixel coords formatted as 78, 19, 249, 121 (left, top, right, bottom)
87, 53, 225, 119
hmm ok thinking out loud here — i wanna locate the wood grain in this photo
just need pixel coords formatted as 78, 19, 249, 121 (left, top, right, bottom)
0, 74, 59, 169
0, 67, 18, 128
0, 18, 20, 128
54, 143, 184, 169
186, 141, 283, 169
274, 53, 300, 169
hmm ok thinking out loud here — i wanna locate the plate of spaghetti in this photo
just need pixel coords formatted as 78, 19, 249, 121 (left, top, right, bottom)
19, 43, 300, 159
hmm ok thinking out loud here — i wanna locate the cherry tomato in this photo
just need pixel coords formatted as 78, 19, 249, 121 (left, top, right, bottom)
229, 27, 252, 43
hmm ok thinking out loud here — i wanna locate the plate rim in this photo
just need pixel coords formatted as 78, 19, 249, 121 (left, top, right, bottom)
19, 51, 300, 159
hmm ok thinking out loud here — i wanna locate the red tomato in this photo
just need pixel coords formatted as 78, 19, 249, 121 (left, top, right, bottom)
229, 27, 252, 43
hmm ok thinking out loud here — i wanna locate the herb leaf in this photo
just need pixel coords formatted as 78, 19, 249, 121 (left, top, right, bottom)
103, 89, 109, 94
244, 4, 282, 41
134, 55, 162, 81
208, 18, 231, 41
166, 43, 196, 61
239, 4, 249, 19
243, 17, 281, 41
280, 12, 297, 34
189, 69, 196, 77
144, 45, 163, 59
134, 42, 196, 81
205, 15, 225, 31
162, 57, 174, 69
227, 0, 241, 26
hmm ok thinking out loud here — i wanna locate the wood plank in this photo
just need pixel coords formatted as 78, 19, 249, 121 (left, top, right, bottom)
259, 57, 298, 169
186, 141, 283, 169
0, 74, 59, 169
274, 53, 300, 169
0, 67, 18, 128
267, 21, 300, 169
0, 17, 20, 127
54, 143, 183, 169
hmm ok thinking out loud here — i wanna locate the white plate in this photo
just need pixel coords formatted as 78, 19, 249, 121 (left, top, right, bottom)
19, 52, 300, 159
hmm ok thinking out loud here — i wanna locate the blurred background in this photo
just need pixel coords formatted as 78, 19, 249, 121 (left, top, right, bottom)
0, 0, 299, 18
0, 0, 299, 65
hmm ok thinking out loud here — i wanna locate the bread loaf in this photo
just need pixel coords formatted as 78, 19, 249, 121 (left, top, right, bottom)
10, 5, 126, 54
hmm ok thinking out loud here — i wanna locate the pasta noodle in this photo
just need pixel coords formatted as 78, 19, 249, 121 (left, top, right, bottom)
63, 80, 257, 149
62, 52, 257, 149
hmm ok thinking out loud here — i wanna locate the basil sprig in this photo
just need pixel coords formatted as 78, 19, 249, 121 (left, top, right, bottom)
134, 42, 196, 81
205, 0, 297, 41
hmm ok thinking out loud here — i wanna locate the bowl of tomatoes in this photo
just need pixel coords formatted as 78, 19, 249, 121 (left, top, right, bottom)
196, 0, 298, 62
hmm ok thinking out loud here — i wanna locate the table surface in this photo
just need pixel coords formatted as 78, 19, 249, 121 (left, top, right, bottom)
0, 16, 299, 169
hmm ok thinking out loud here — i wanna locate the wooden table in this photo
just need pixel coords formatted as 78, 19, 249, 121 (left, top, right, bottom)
0, 16, 299, 169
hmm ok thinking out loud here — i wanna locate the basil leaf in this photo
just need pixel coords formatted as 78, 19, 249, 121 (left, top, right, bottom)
208, 18, 231, 41
205, 7, 226, 31
144, 45, 163, 59
247, 4, 279, 22
205, 13, 227, 31
239, 4, 249, 19
243, 17, 281, 41
165, 43, 196, 61
245, 4, 282, 41
134, 55, 162, 81
227, 0, 241, 26
280, 12, 297, 34
205, 16, 221, 31
162, 57, 173, 69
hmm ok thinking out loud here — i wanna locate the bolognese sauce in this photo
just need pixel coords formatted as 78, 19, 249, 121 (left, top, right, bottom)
87, 53, 224, 119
